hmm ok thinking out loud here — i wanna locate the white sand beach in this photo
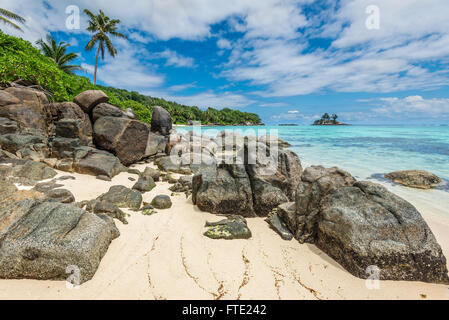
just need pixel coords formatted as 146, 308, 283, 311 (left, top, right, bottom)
0, 163, 448, 300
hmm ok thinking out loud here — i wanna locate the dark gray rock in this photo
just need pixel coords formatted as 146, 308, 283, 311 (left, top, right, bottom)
97, 185, 142, 211
266, 210, 293, 241
93, 117, 152, 166
86, 200, 128, 224
0, 134, 46, 154
44, 188, 75, 203
13, 160, 57, 181
151, 106, 172, 136
72, 147, 124, 178
204, 215, 252, 240
0, 199, 118, 283
73, 90, 109, 113
150, 195, 172, 209
92, 103, 126, 122
316, 181, 449, 284
50, 137, 81, 159
48, 102, 93, 146
192, 163, 255, 217
292, 166, 356, 243
142, 167, 160, 182
385, 170, 442, 189
132, 175, 156, 193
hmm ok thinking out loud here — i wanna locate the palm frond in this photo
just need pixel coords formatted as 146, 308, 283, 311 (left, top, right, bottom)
0, 16, 22, 31
0, 8, 25, 23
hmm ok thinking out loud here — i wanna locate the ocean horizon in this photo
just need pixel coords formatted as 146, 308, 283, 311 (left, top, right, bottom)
181, 124, 449, 182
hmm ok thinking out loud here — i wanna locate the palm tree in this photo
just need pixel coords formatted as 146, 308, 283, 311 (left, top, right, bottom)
36, 35, 82, 74
0, 8, 26, 32
332, 114, 338, 124
84, 9, 127, 85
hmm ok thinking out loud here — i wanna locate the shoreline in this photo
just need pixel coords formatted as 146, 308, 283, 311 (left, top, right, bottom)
1, 159, 449, 300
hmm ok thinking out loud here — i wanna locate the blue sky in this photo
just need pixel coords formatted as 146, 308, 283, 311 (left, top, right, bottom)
3, 0, 449, 124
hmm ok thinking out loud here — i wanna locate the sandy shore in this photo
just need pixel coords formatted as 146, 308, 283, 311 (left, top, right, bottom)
1, 164, 449, 300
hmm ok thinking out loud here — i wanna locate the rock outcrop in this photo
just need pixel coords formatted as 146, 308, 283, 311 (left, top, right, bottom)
73, 90, 109, 114
151, 106, 172, 136
193, 163, 255, 217
93, 117, 153, 166
280, 165, 449, 284
92, 103, 127, 123
0, 199, 119, 283
192, 136, 303, 217
385, 170, 442, 189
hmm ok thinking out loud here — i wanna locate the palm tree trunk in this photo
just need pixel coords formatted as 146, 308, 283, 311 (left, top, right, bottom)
93, 45, 101, 85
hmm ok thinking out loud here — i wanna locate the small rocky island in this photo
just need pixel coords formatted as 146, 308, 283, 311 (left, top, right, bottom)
313, 113, 348, 126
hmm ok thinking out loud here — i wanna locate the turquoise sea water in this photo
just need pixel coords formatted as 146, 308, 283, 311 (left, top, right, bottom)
182, 125, 449, 181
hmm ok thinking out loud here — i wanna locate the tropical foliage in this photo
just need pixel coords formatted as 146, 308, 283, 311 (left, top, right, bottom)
0, 31, 261, 125
36, 35, 81, 74
0, 8, 25, 32
84, 9, 127, 85
313, 113, 340, 125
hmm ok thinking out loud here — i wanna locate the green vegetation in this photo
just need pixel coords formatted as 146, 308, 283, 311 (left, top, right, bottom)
0, 31, 261, 125
0, 8, 25, 32
84, 9, 127, 85
36, 35, 82, 74
313, 113, 341, 125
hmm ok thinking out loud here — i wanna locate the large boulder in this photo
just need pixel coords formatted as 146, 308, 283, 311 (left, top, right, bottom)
72, 147, 125, 178
0, 199, 119, 284
151, 106, 172, 136
92, 103, 127, 123
13, 160, 57, 181
280, 165, 449, 284
385, 170, 442, 189
0, 87, 51, 137
192, 163, 255, 217
316, 181, 449, 284
191, 137, 302, 217
73, 90, 109, 114
287, 166, 356, 242
48, 102, 93, 145
93, 117, 153, 166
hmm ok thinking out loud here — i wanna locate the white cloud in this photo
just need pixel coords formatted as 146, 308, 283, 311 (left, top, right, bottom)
217, 38, 232, 50
163, 91, 255, 109
221, 0, 449, 97
374, 96, 449, 117
2, 0, 449, 110
155, 49, 196, 68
